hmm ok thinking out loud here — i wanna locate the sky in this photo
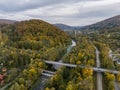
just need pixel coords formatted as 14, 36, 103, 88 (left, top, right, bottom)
0, 0, 120, 26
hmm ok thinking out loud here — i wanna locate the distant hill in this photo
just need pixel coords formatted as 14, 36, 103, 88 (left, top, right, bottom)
54, 23, 82, 31
81, 15, 120, 30
0, 19, 16, 24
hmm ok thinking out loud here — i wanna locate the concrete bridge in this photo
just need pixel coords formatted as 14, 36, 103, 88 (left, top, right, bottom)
44, 60, 120, 74
41, 70, 55, 77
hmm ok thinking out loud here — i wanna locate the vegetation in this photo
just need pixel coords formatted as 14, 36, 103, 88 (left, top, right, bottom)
45, 35, 96, 90
46, 66, 94, 90
0, 17, 120, 90
0, 19, 71, 89
85, 27, 120, 90
64, 35, 95, 66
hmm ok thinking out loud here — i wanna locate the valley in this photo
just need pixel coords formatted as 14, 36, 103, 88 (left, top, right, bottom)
0, 15, 120, 90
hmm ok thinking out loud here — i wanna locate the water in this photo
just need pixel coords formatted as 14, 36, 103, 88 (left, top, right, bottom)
33, 40, 76, 90
67, 40, 76, 54
54, 40, 76, 69
33, 76, 49, 90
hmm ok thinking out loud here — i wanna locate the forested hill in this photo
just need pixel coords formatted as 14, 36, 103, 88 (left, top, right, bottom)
0, 19, 71, 89
1, 19, 71, 49
0, 19, 16, 24
0, 19, 71, 64
81, 15, 120, 30
15, 19, 70, 41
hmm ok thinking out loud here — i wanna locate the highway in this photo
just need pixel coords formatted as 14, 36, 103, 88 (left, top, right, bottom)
109, 50, 120, 90
95, 47, 103, 90
114, 80, 120, 90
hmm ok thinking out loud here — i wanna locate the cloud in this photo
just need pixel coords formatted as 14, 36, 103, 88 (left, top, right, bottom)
0, 0, 120, 25
0, 0, 80, 12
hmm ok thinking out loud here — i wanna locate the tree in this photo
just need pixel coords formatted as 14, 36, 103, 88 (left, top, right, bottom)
20, 84, 26, 90
45, 87, 50, 90
117, 73, 120, 82
66, 82, 77, 90
105, 72, 115, 81
14, 82, 21, 90
19, 78, 25, 84
29, 68, 37, 79
82, 68, 93, 78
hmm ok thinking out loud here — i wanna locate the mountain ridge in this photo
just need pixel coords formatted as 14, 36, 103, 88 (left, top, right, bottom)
81, 15, 120, 30
0, 19, 17, 24
54, 15, 120, 31
54, 23, 83, 31
1, 15, 120, 30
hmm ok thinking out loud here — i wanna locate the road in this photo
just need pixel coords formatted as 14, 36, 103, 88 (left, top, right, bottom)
114, 80, 120, 90
95, 47, 103, 90
109, 50, 120, 90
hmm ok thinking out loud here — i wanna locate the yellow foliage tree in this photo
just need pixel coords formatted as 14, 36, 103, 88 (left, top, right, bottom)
82, 68, 93, 78
105, 72, 115, 81
117, 73, 120, 82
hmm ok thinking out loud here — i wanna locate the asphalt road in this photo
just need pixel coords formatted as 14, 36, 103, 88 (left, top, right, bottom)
109, 50, 120, 90
95, 47, 103, 90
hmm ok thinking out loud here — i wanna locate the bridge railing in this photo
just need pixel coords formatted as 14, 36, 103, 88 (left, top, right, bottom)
43, 60, 120, 74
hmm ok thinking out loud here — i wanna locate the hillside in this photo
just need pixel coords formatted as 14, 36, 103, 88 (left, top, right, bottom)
81, 15, 120, 30
0, 19, 71, 46
0, 19, 16, 24
54, 23, 82, 30
0, 19, 71, 63
14, 20, 70, 47
0, 19, 71, 89
54, 23, 74, 30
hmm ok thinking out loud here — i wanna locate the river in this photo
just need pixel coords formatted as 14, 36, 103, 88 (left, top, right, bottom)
33, 40, 76, 90
54, 40, 76, 69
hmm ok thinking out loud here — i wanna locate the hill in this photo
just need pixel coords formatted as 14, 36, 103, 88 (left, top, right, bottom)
1, 19, 70, 50
0, 19, 16, 24
0, 19, 71, 64
0, 19, 71, 89
54, 23, 82, 31
81, 15, 120, 30
54, 24, 74, 30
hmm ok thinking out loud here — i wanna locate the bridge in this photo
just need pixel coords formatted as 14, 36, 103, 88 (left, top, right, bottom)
41, 73, 54, 77
41, 70, 55, 77
111, 53, 120, 62
44, 60, 120, 74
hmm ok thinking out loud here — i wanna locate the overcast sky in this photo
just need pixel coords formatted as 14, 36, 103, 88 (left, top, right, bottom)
0, 0, 120, 26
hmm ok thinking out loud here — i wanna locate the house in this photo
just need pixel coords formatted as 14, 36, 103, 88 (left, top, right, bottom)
0, 74, 6, 85
2, 68, 7, 72
0, 74, 3, 81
